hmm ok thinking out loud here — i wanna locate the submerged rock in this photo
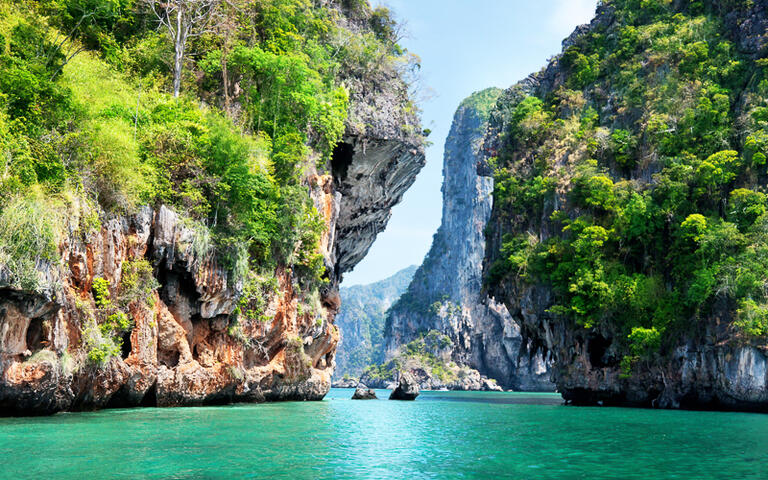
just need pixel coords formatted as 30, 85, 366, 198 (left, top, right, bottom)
351, 385, 377, 400
389, 371, 420, 401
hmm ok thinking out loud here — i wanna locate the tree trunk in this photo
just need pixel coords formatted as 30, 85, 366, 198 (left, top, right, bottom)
173, 44, 183, 97
173, 4, 185, 98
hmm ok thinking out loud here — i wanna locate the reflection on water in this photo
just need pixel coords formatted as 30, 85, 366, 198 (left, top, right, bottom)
0, 389, 766, 479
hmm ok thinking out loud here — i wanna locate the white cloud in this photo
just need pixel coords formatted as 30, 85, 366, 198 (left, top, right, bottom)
550, 0, 599, 35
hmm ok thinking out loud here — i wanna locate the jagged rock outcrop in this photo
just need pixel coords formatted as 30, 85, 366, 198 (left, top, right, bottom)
0, 205, 331, 413
482, 1, 768, 411
334, 265, 416, 379
383, 89, 553, 391
0, 140, 423, 415
361, 329, 505, 391
351, 385, 377, 399
361, 364, 502, 392
332, 377, 358, 388
389, 371, 419, 400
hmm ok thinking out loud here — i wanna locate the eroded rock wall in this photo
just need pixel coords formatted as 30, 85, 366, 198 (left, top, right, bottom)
0, 42, 425, 416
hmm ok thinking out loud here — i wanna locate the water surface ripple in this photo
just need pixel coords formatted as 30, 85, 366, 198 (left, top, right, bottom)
1, 389, 766, 479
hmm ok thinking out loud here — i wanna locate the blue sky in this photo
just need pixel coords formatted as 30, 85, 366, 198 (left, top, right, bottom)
342, 0, 599, 286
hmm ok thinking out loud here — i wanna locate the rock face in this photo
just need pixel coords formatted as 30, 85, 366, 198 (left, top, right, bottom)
383, 89, 553, 391
351, 385, 377, 400
0, 148, 423, 415
360, 330, 505, 391
334, 266, 416, 379
0, 16, 425, 416
482, 2, 768, 411
389, 371, 419, 400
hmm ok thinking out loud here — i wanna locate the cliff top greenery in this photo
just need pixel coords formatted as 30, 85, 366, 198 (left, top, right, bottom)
486, 0, 768, 374
0, 0, 413, 297
459, 87, 502, 123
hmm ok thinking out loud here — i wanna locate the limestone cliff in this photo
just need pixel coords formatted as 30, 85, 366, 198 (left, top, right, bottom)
384, 89, 553, 391
0, 131, 423, 415
0, 2, 425, 415
483, 0, 768, 410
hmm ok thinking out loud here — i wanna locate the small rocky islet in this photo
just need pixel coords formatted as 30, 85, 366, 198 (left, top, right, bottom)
351, 385, 377, 400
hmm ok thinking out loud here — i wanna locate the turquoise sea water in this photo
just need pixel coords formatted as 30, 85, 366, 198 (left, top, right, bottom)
1, 389, 767, 479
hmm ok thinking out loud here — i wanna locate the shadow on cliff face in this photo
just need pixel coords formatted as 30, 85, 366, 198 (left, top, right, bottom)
587, 335, 612, 369
24, 317, 47, 354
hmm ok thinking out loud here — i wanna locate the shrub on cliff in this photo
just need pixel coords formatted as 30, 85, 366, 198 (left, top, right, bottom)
0, 193, 64, 292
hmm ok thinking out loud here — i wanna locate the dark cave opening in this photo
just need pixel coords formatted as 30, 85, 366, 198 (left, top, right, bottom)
121, 331, 132, 359
331, 142, 355, 183
25, 318, 45, 353
160, 350, 180, 368
588, 335, 611, 368
140, 381, 157, 407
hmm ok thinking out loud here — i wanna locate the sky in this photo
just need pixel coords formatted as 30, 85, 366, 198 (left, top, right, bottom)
341, 0, 599, 286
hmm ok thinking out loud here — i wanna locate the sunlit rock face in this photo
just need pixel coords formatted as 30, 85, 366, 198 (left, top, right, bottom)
0, 130, 424, 416
384, 89, 553, 391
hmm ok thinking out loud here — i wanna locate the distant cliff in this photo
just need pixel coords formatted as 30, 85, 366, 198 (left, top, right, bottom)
383, 89, 553, 391
334, 266, 416, 378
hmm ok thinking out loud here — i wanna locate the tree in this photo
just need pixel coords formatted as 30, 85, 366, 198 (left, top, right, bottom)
213, 0, 243, 113
147, 0, 219, 97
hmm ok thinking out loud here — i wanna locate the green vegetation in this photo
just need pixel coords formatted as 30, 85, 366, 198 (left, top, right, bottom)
0, 0, 416, 344
85, 271, 158, 365
488, 0, 768, 373
458, 88, 503, 134
0, 193, 64, 291
234, 273, 279, 324
118, 258, 159, 308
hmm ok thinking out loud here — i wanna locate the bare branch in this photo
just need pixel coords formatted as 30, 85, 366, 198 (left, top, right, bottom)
145, 0, 220, 97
